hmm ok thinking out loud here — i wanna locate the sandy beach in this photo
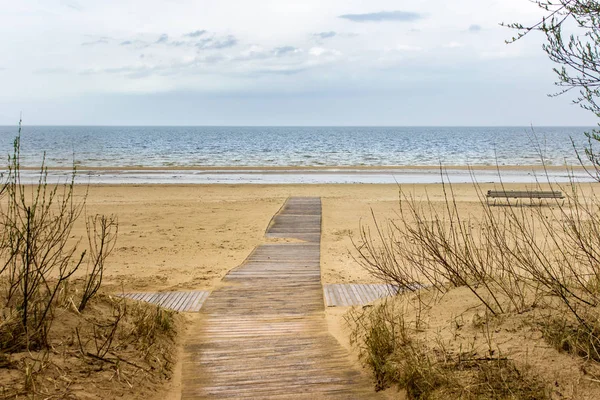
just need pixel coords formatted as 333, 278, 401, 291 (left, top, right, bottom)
69, 179, 584, 293
7, 173, 598, 399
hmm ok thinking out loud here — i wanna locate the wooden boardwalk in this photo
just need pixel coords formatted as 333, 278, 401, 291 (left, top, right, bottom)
182, 197, 379, 399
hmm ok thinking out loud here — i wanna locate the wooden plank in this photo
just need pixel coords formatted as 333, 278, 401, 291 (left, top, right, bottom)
330, 285, 342, 307
156, 292, 171, 307
323, 285, 333, 307
182, 291, 201, 312
169, 292, 186, 312
349, 284, 366, 304
154, 292, 171, 304
134, 293, 147, 301
175, 291, 195, 312
370, 285, 384, 298
347, 284, 362, 304
149, 292, 164, 305
169, 292, 184, 312
189, 291, 209, 312
356, 284, 372, 303
366, 284, 382, 302
171, 291, 192, 310
167, 291, 187, 311
340, 284, 355, 306
185, 292, 201, 312
164, 292, 181, 307
180, 292, 199, 310
363, 285, 378, 303
158, 292, 176, 308
358, 284, 375, 303
145, 292, 161, 304
335, 285, 349, 306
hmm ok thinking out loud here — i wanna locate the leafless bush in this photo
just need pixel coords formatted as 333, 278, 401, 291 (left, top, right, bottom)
79, 215, 118, 312
353, 163, 600, 363
0, 122, 118, 351
353, 177, 525, 315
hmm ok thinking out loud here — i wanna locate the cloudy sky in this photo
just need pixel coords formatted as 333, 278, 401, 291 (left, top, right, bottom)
0, 0, 596, 125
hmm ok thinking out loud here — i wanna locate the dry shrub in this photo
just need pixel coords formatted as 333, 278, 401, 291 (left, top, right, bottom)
0, 123, 118, 357
397, 346, 448, 399
347, 301, 410, 390
348, 301, 550, 399
353, 164, 600, 362
0, 123, 178, 398
348, 161, 600, 395
0, 126, 118, 352
353, 176, 555, 316
126, 303, 177, 375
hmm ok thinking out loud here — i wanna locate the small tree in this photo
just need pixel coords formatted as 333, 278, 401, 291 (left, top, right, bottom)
506, 1, 600, 179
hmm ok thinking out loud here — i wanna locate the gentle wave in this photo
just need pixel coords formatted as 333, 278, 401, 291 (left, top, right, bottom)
0, 126, 593, 168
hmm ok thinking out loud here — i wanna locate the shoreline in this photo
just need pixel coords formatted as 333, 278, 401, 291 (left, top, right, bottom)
19, 164, 588, 171
13, 165, 593, 185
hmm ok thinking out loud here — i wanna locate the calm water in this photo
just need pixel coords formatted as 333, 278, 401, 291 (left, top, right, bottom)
0, 126, 594, 168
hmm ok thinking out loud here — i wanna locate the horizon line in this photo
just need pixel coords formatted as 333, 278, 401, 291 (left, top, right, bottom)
0, 124, 597, 128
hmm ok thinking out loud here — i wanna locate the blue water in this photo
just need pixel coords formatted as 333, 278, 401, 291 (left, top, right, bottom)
0, 125, 593, 168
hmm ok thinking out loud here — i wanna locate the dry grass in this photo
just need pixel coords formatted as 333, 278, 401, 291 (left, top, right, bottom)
541, 314, 600, 363
0, 288, 180, 399
347, 300, 550, 399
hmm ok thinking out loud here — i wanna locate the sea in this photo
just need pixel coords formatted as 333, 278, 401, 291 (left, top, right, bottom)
0, 125, 596, 184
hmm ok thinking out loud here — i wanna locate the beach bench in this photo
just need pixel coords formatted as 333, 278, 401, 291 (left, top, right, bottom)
486, 190, 564, 205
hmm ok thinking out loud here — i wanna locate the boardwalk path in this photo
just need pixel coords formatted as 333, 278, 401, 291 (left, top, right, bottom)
182, 197, 378, 399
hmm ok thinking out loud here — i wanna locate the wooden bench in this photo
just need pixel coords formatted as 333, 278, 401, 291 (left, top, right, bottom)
486, 190, 564, 205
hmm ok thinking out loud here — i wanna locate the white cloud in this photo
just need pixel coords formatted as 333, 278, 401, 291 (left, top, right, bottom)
445, 41, 464, 48
309, 47, 337, 57
480, 51, 512, 59
0, 0, 576, 124
393, 44, 423, 52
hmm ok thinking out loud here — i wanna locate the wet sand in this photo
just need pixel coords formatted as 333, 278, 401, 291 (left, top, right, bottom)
18, 164, 592, 185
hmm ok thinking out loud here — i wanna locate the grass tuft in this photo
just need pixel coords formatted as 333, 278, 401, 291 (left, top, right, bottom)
541, 315, 600, 362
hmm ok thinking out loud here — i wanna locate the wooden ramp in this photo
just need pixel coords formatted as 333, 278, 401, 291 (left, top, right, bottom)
182, 197, 379, 399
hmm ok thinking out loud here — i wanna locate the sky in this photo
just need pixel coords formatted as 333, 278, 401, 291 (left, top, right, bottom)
0, 0, 597, 126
